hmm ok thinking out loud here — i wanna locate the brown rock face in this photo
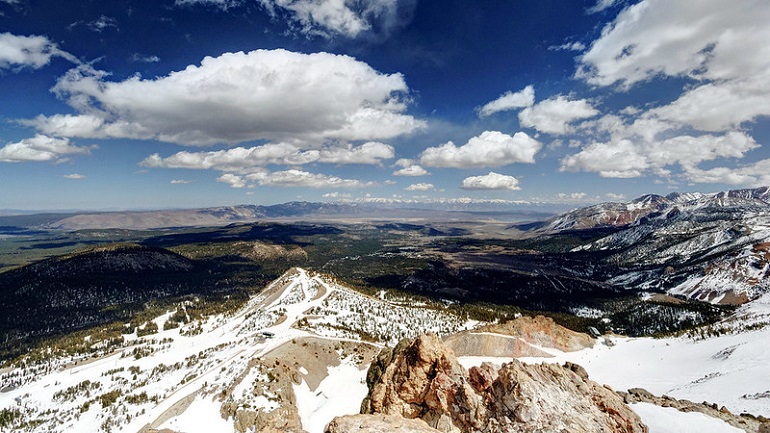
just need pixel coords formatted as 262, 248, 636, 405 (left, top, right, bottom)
362, 334, 647, 433
474, 315, 595, 352
325, 414, 442, 433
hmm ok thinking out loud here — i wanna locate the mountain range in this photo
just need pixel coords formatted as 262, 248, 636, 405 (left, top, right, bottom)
1, 187, 770, 432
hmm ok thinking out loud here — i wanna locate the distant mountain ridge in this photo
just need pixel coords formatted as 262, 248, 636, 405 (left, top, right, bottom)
540, 186, 770, 232
11, 201, 555, 230
532, 186, 770, 305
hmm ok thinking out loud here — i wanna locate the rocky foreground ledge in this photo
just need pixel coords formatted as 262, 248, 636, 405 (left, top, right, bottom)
325, 334, 647, 433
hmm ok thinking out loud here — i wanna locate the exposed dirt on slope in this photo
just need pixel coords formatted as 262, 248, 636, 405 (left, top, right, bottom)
444, 315, 593, 358
220, 336, 380, 433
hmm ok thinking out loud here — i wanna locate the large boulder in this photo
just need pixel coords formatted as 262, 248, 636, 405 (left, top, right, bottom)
362, 334, 647, 433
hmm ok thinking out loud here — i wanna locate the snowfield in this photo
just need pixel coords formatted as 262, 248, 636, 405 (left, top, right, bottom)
0, 268, 474, 433
2, 268, 769, 432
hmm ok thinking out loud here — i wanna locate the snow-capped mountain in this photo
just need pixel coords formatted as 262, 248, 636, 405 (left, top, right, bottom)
536, 187, 770, 305
2, 268, 767, 433
0, 268, 479, 433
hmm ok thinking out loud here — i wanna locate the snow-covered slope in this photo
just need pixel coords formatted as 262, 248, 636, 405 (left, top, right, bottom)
540, 187, 770, 305
459, 292, 770, 426
2, 267, 769, 433
0, 268, 477, 433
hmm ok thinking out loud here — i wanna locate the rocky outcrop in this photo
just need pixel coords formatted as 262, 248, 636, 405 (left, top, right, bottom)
620, 387, 770, 433
362, 334, 647, 433
443, 315, 594, 358
472, 315, 594, 352
325, 414, 442, 433
443, 331, 554, 358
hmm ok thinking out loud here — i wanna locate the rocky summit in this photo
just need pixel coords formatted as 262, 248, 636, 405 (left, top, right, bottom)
356, 334, 647, 433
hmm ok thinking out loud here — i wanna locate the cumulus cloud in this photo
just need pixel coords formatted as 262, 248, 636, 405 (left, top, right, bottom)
561, 131, 758, 179
0, 33, 68, 70
578, 0, 770, 88
518, 96, 598, 135
257, 0, 415, 39
392, 159, 428, 176
682, 159, 770, 186
261, 169, 374, 188
63, 173, 86, 179
32, 49, 423, 146
605, 192, 627, 201
170, 179, 192, 184
576, 0, 770, 133
460, 172, 521, 191
217, 169, 374, 189
217, 173, 249, 188
478, 86, 535, 117
420, 131, 541, 168
0, 135, 95, 163
405, 182, 434, 191
140, 141, 394, 171
565, 1, 770, 186
393, 164, 428, 176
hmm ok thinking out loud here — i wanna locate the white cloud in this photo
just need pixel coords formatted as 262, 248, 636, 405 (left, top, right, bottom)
63, 173, 86, 179
0, 135, 95, 163
0, 33, 60, 70
478, 85, 535, 117
140, 141, 393, 171
567, 1, 770, 186
587, 0, 618, 14
683, 159, 770, 186
259, 169, 375, 188
558, 192, 587, 200
605, 192, 627, 201
393, 164, 428, 176
170, 179, 192, 184
316, 142, 394, 165
420, 131, 541, 168
518, 96, 598, 135
257, 0, 413, 38
130, 53, 161, 63
644, 78, 770, 133
561, 131, 758, 180
323, 191, 351, 198
34, 49, 423, 146
176, 0, 241, 9
217, 173, 249, 188
217, 169, 373, 189
578, 0, 770, 88
405, 182, 434, 191
461, 172, 521, 191
576, 0, 770, 140
548, 41, 586, 52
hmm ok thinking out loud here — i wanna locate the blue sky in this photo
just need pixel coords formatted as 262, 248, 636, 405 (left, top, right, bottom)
1, 0, 769, 210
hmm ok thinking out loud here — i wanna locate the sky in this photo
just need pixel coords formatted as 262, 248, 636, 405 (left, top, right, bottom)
1, 0, 770, 210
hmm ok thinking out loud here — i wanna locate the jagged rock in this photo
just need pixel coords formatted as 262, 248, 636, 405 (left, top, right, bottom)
619, 387, 767, 432
363, 334, 647, 433
325, 414, 442, 433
